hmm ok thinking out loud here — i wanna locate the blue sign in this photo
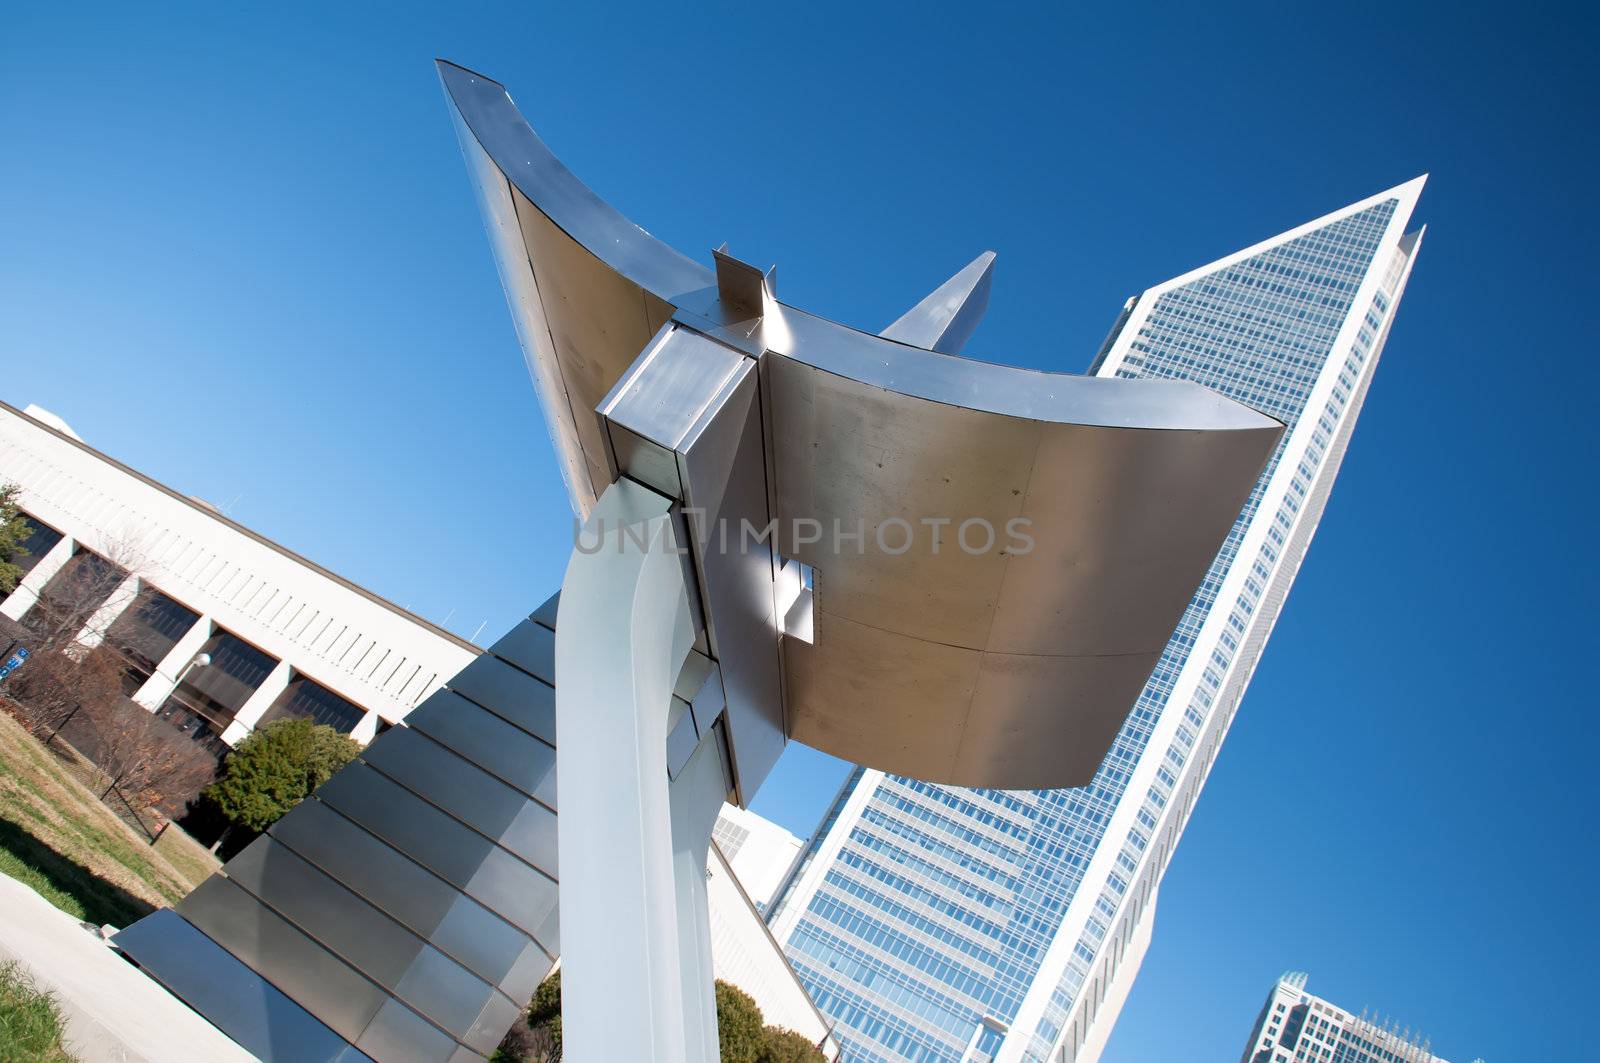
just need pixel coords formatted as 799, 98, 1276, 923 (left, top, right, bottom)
0, 646, 30, 683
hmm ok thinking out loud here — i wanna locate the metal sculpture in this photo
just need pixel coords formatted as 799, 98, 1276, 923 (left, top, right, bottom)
440, 57, 1278, 1062
118, 60, 1282, 1063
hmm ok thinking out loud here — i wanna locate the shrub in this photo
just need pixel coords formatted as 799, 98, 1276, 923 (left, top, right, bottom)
495, 970, 561, 1062
492, 971, 823, 1063
202, 717, 359, 833
0, 483, 29, 595
73, 694, 218, 816
715, 980, 765, 1063
760, 1026, 827, 1063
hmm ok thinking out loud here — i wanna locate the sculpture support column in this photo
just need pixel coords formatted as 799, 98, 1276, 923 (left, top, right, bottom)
555, 479, 702, 1062
671, 728, 732, 1061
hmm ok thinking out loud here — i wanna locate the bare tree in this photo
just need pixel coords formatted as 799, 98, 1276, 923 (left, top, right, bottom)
17, 533, 145, 660
5, 641, 126, 737
81, 694, 218, 816
3, 533, 144, 737
2, 529, 217, 818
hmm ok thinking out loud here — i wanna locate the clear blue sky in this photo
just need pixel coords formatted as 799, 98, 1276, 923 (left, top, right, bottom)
2, 3, 1592, 1059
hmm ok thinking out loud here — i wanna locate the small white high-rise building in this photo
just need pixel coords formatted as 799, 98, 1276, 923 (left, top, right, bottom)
713, 804, 806, 913
1240, 972, 1465, 1063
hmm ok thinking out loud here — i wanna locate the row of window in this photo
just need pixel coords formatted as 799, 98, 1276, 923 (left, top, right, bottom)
7, 510, 368, 749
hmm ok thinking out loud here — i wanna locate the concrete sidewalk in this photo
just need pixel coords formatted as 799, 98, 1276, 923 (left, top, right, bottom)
0, 872, 257, 1062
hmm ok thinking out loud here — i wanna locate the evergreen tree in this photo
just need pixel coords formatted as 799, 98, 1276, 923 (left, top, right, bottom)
525, 969, 561, 1050
715, 981, 766, 1063
759, 1027, 827, 1063
202, 717, 359, 832
0, 484, 31, 594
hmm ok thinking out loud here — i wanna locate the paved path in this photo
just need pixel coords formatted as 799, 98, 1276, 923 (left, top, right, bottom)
0, 873, 257, 1062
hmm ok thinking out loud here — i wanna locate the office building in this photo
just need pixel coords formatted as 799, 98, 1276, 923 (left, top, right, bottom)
1241, 972, 1463, 1063
767, 180, 1427, 1063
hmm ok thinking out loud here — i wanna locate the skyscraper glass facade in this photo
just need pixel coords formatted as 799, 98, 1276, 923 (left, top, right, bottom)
768, 184, 1425, 1063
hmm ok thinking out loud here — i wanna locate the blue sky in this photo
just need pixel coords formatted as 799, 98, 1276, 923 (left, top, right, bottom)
2, 3, 1593, 1059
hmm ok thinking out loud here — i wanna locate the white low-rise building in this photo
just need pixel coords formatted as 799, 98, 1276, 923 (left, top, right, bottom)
1, 399, 477, 747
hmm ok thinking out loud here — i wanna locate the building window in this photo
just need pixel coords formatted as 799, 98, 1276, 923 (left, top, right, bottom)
157, 630, 276, 740
256, 675, 365, 733
0, 513, 63, 603
24, 547, 125, 640
103, 587, 201, 696
713, 816, 753, 861
153, 700, 229, 758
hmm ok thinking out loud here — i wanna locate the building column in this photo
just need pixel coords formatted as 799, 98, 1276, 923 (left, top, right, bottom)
71, 573, 142, 651
220, 660, 292, 746
349, 710, 382, 745
0, 535, 75, 622
131, 614, 214, 711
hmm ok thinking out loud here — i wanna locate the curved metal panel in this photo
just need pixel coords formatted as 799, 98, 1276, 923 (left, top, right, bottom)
763, 329, 1277, 786
441, 60, 710, 516
441, 60, 1284, 788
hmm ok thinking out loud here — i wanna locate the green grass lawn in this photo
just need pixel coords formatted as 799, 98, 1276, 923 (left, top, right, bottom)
0, 820, 106, 924
0, 961, 75, 1063
151, 822, 221, 890
0, 708, 217, 927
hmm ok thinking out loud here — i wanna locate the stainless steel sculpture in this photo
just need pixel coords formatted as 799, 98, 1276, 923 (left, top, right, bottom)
440, 56, 1280, 1062
439, 59, 1281, 794
119, 60, 1283, 1063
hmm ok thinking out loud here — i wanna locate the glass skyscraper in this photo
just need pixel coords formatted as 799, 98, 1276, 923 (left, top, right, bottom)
766, 180, 1427, 1063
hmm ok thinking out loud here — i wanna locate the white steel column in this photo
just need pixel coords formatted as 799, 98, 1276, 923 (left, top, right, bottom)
0, 535, 74, 621
671, 731, 732, 1062
220, 659, 292, 745
132, 614, 213, 711
555, 479, 700, 1062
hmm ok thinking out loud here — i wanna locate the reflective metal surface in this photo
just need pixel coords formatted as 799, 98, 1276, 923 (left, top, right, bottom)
441, 60, 1284, 789
115, 908, 377, 1063
269, 799, 550, 1003
220, 838, 517, 1053
442, 64, 705, 514
179, 874, 412, 1052
117, 585, 736, 1062
359, 727, 559, 872
764, 340, 1278, 786
553, 479, 721, 1061
317, 764, 561, 958
601, 327, 785, 802
879, 251, 995, 355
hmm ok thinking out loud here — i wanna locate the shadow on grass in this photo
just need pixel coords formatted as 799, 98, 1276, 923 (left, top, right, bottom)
0, 817, 156, 929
